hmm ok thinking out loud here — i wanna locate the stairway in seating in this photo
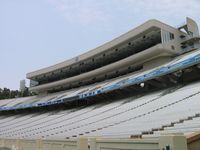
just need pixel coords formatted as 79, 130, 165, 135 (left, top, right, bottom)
140, 113, 200, 138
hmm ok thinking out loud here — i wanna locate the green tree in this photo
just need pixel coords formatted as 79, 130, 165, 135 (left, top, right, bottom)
0, 87, 36, 100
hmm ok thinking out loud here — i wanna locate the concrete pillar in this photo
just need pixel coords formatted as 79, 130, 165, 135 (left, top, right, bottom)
15, 139, 21, 150
77, 137, 88, 150
36, 139, 43, 150
0, 139, 5, 147
89, 138, 96, 150
159, 133, 187, 150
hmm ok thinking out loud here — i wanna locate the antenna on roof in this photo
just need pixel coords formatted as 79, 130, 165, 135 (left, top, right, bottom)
186, 17, 199, 37
178, 17, 199, 37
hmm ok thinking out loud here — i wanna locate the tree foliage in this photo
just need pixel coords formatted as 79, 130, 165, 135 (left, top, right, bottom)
0, 87, 36, 100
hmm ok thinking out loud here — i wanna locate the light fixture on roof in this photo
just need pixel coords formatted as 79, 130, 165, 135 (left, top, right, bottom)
140, 83, 145, 88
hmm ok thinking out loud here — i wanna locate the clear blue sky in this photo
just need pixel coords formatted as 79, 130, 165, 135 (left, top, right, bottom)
0, 0, 199, 90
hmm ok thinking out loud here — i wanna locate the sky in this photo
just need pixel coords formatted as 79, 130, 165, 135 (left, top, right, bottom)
0, 0, 200, 90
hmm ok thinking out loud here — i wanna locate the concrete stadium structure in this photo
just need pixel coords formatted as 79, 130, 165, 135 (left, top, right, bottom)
0, 17, 200, 150
27, 17, 200, 93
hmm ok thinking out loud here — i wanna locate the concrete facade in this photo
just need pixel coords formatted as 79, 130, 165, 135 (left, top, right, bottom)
27, 18, 200, 93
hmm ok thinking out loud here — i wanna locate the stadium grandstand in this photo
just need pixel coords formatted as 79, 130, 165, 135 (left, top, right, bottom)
0, 17, 200, 150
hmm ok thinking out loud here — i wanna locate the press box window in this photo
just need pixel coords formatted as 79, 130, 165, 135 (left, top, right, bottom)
170, 33, 174, 40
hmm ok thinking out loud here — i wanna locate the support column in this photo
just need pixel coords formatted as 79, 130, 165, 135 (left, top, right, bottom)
36, 139, 43, 150
159, 133, 187, 150
77, 137, 88, 150
89, 138, 96, 150
15, 139, 21, 150
0, 139, 5, 147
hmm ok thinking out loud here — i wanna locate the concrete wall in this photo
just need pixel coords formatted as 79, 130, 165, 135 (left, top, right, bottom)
0, 134, 188, 150
187, 132, 200, 150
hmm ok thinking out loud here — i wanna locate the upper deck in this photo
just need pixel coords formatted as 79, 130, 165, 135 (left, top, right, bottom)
27, 18, 200, 93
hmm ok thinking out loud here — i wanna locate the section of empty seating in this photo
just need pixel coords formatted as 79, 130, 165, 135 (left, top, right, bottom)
84, 83, 200, 138
149, 114, 200, 137
5, 96, 37, 107
0, 81, 200, 139
0, 97, 34, 107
